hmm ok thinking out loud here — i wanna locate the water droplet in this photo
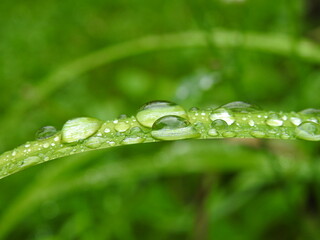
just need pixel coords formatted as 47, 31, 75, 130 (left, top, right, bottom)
248, 120, 255, 127
265, 114, 283, 127
250, 131, 266, 138
43, 143, 50, 148
208, 129, 218, 136
20, 156, 41, 169
151, 115, 200, 140
299, 108, 320, 116
194, 122, 205, 131
36, 126, 57, 140
118, 114, 128, 119
210, 108, 235, 125
122, 136, 145, 145
121, 126, 146, 144
136, 101, 187, 128
280, 133, 290, 140
211, 119, 228, 129
61, 117, 102, 143
85, 137, 104, 149
104, 128, 111, 133
309, 118, 319, 124
114, 122, 130, 132
129, 126, 144, 134
220, 101, 260, 113
222, 131, 237, 138
189, 107, 199, 112
290, 117, 302, 126
295, 121, 320, 141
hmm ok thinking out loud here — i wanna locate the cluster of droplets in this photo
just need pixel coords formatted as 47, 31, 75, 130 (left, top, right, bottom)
3, 100, 320, 179
32, 101, 320, 147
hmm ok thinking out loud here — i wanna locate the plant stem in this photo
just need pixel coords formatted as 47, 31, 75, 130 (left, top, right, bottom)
0, 108, 319, 179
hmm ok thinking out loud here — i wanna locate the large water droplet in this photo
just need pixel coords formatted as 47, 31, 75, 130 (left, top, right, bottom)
210, 109, 235, 125
211, 119, 228, 129
295, 121, 320, 141
36, 126, 57, 140
61, 117, 102, 143
136, 101, 187, 128
151, 115, 200, 140
220, 101, 260, 113
265, 113, 283, 127
299, 108, 320, 116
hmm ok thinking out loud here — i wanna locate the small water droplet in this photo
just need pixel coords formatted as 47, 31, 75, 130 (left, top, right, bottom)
248, 120, 255, 127
151, 115, 200, 140
290, 117, 302, 126
222, 131, 237, 138
295, 121, 320, 141
118, 114, 128, 119
43, 143, 50, 148
114, 122, 130, 133
208, 129, 218, 136
122, 136, 145, 145
250, 131, 266, 138
265, 114, 283, 127
36, 126, 57, 140
61, 117, 102, 143
280, 133, 290, 140
220, 101, 260, 113
194, 122, 205, 131
104, 128, 111, 133
20, 156, 41, 169
136, 101, 187, 128
210, 108, 235, 125
189, 107, 199, 112
129, 126, 144, 134
85, 137, 105, 149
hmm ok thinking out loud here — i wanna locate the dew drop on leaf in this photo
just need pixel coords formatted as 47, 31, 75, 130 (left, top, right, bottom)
250, 130, 266, 138
35, 126, 57, 140
114, 122, 130, 133
220, 101, 260, 113
85, 137, 104, 149
211, 119, 228, 129
208, 129, 219, 136
222, 131, 237, 138
136, 100, 187, 128
295, 121, 320, 141
299, 108, 320, 117
20, 156, 42, 169
210, 108, 235, 125
265, 113, 283, 127
151, 115, 200, 140
61, 117, 102, 143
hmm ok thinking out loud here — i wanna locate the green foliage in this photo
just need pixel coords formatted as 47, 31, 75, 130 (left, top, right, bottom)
1, 0, 320, 239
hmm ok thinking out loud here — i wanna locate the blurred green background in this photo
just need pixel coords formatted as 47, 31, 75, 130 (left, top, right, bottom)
1, 0, 320, 239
